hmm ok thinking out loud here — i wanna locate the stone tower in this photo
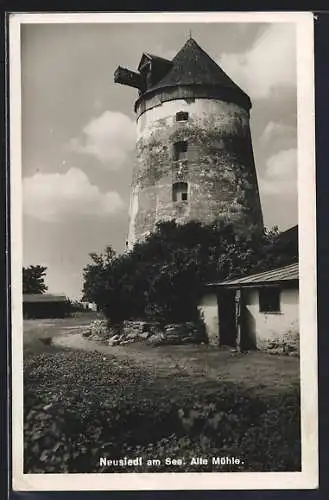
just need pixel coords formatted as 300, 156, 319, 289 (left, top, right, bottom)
114, 38, 263, 248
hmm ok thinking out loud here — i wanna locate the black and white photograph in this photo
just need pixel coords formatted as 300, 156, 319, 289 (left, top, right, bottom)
10, 12, 318, 491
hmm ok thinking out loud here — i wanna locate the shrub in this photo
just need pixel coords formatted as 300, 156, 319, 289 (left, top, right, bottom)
82, 221, 298, 326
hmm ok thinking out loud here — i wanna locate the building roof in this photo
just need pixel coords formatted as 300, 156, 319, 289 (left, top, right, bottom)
23, 293, 68, 303
139, 38, 251, 109
137, 52, 173, 72
207, 262, 299, 288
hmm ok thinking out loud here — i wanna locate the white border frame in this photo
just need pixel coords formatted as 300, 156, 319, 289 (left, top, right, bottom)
10, 11, 318, 491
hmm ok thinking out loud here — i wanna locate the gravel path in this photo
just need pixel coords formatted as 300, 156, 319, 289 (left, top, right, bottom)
52, 332, 299, 395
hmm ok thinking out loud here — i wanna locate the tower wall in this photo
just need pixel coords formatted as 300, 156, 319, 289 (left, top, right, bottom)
127, 95, 263, 248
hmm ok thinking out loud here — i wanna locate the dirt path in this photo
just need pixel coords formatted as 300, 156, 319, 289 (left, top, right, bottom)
53, 333, 211, 379
52, 332, 299, 396
24, 317, 299, 395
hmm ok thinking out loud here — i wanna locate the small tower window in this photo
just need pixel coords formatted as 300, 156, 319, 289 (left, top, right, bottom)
176, 111, 189, 122
173, 182, 188, 202
173, 141, 188, 161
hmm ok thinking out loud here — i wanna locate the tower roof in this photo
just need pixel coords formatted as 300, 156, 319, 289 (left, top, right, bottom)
139, 38, 251, 109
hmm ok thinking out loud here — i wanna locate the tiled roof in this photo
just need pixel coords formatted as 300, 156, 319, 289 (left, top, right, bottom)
142, 38, 251, 109
23, 294, 68, 303
207, 263, 299, 287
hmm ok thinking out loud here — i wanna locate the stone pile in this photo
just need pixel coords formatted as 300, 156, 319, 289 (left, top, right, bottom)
121, 320, 206, 346
159, 322, 206, 345
259, 331, 299, 356
107, 320, 160, 346
82, 318, 207, 346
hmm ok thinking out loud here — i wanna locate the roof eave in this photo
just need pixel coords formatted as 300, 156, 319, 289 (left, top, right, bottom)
134, 83, 251, 113
205, 278, 299, 289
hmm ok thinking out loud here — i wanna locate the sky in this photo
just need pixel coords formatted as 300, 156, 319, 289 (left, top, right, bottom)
21, 21, 298, 299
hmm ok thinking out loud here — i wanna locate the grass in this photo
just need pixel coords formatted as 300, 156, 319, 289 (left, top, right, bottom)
23, 317, 301, 473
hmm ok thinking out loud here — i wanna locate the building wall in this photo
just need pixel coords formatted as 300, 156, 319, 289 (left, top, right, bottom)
23, 301, 70, 319
198, 292, 219, 345
127, 94, 263, 247
198, 285, 299, 350
243, 287, 299, 350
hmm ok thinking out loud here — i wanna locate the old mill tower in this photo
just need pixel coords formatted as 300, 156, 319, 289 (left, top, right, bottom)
114, 38, 263, 248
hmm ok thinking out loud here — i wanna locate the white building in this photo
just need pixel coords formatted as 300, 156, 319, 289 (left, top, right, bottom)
198, 262, 299, 351
80, 301, 98, 312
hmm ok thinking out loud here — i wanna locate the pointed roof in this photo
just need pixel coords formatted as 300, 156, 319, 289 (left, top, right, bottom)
139, 38, 251, 110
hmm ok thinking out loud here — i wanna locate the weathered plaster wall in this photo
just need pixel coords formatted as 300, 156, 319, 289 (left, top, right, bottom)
128, 95, 263, 247
244, 287, 299, 351
198, 293, 219, 345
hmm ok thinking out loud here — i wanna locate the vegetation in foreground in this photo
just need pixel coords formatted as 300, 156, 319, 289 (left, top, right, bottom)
24, 347, 301, 473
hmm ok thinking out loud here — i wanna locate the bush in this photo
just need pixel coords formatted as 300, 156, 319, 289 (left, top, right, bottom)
82, 221, 298, 326
24, 349, 301, 473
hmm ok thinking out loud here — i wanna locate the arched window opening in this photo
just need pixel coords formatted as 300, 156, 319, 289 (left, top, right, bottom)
176, 111, 189, 122
173, 141, 188, 161
173, 182, 188, 202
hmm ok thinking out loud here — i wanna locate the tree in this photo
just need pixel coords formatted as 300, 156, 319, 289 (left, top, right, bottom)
82, 246, 116, 305
82, 221, 298, 326
23, 265, 48, 294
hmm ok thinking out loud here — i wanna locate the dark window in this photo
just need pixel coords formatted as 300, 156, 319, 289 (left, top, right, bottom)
173, 141, 188, 161
176, 111, 189, 122
172, 182, 188, 202
259, 288, 281, 313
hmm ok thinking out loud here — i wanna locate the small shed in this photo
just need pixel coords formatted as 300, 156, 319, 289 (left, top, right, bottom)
198, 262, 299, 351
23, 294, 70, 319
80, 301, 98, 312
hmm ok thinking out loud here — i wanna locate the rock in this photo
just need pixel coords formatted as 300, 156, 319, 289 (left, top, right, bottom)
288, 351, 299, 357
120, 320, 164, 343
108, 336, 120, 346
126, 332, 138, 340
268, 348, 285, 355
139, 332, 151, 340
147, 333, 166, 345
112, 339, 121, 346
181, 337, 194, 344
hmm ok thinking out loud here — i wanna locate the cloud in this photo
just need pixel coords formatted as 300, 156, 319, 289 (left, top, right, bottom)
69, 111, 135, 167
260, 121, 297, 152
219, 23, 296, 99
23, 167, 124, 222
260, 148, 297, 196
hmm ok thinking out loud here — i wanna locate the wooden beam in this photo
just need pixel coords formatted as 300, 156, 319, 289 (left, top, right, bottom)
114, 66, 142, 90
